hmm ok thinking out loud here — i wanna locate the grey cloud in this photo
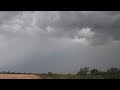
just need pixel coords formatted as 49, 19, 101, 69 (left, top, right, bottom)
1, 11, 120, 42
0, 11, 120, 73
49, 11, 120, 41
24, 11, 120, 44
0, 11, 21, 24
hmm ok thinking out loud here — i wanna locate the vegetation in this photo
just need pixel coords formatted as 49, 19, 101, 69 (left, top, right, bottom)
38, 67, 120, 79
0, 71, 30, 74
1, 67, 120, 79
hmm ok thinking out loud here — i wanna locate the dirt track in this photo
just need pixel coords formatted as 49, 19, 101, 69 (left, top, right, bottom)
0, 74, 42, 79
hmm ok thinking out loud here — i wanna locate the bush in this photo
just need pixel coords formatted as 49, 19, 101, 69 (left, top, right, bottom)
77, 67, 89, 76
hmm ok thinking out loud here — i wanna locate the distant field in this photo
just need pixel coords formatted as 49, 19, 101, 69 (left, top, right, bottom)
0, 67, 120, 79
0, 74, 42, 79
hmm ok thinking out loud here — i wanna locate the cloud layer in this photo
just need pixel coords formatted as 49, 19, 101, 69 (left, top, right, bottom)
0, 11, 120, 73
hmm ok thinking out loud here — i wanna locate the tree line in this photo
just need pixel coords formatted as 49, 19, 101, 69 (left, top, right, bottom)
77, 67, 120, 75
0, 71, 29, 74
76, 67, 120, 79
45, 67, 120, 79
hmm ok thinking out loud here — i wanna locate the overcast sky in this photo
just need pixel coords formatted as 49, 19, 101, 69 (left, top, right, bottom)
0, 11, 120, 73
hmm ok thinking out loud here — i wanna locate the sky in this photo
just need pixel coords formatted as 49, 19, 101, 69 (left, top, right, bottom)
0, 11, 120, 73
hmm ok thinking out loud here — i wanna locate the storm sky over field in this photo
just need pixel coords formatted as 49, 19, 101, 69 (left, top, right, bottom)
0, 11, 120, 73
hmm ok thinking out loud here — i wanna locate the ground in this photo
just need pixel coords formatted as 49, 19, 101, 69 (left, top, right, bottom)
0, 74, 42, 79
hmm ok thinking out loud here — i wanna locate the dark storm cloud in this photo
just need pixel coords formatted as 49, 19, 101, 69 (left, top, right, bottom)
51, 11, 120, 44
1, 11, 120, 42
58, 12, 120, 37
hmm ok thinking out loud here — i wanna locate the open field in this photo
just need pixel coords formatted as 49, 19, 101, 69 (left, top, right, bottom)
0, 67, 120, 79
0, 74, 42, 79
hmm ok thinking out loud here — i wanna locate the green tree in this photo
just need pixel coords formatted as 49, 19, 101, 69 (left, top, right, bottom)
91, 69, 100, 75
3, 71, 5, 74
7, 71, 10, 74
48, 72, 53, 75
77, 67, 89, 76
107, 67, 119, 75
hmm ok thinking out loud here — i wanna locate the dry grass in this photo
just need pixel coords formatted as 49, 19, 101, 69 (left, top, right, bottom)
0, 74, 42, 79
